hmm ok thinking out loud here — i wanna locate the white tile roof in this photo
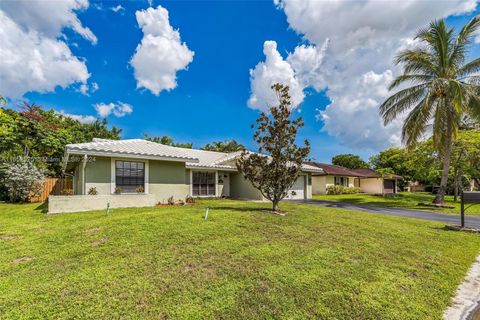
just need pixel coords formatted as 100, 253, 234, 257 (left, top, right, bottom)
66, 139, 323, 173
66, 139, 198, 162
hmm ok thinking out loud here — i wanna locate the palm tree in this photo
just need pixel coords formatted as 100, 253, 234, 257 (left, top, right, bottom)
380, 17, 480, 204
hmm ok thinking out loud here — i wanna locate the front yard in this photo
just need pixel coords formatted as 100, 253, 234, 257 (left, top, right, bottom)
314, 192, 480, 216
1, 199, 479, 319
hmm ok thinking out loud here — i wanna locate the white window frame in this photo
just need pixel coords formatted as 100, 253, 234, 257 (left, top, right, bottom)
111, 158, 149, 194
190, 170, 218, 197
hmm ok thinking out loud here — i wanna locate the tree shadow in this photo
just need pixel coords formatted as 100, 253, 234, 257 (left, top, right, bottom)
34, 202, 48, 214
206, 206, 288, 215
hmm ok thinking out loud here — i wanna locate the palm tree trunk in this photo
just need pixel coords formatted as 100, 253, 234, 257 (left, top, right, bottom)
433, 117, 453, 204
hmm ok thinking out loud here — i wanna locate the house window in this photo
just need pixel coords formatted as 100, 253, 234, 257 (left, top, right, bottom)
115, 160, 145, 193
334, 176, 348, 186
192, 171, 215, 196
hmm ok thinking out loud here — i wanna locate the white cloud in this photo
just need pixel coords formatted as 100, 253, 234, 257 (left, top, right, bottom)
93, 102, 133, 118
58, 111, 97, 124
1, 0, 97, 44
78, 82, 99, 95
0, 0, 96, 99
130, 5, 194, 95
269, 0, 477, 150
111, 5, 125, 13
248, 41, 305, 110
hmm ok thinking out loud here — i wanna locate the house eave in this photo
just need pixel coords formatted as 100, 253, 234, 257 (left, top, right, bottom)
66, 149, 199, 163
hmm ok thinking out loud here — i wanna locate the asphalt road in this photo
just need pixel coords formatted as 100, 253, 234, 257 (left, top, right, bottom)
291, 199, 480, 228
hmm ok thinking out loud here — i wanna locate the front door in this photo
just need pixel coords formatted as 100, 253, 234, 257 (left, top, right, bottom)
383, 179, 395, 194
221, 173, 230, 197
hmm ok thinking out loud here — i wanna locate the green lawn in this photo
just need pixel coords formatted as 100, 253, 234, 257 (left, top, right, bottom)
1, 200, 479, 319
313, 192, 480, 216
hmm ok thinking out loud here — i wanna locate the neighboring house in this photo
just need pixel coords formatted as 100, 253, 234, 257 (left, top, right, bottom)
49, 138, 323, 213
306, 162, 403, 195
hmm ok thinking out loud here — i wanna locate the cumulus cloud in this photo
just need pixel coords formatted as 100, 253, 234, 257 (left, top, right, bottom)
0, 0, 95, 98
1, 0, 97, 44
248, 41, 305, 110
58, 110, 97, 124
94, 102, 133, 118
269, 0, 477, 150
111, 5, 125, 13
78, 82, 99, 95
130, 5, 194, 95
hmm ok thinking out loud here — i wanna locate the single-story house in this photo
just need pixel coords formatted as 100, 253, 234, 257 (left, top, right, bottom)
305, 162, 403, 195
49, 138, 323, 213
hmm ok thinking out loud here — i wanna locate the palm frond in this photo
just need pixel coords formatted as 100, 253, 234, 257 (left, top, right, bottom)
451, 16, 480, 68
388, 74, 433, 90
401, 94, 436, 147
458, 57, 480, 78
380, 84, 428, 124
395, 50, 437, 75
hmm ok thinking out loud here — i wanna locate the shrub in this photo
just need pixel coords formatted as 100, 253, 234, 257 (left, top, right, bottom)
114, 187, 121, 194
61, 189, 74, 196
185, 195, 195, 204
136, 185, 145, 193
167, 196, 175, 205
0, 158, 44, 203
88, 187, 98, 195
326, 185, 360, 195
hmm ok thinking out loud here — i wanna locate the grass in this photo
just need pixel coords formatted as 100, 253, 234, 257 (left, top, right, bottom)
1, 200, 479, 319
313, 192, 480, 216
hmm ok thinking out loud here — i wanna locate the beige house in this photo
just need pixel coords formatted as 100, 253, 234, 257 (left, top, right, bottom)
49, 139, 323, 213
306, 162, 403, 195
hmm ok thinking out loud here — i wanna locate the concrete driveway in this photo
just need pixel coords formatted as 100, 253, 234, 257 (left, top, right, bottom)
291, 199, 480, 228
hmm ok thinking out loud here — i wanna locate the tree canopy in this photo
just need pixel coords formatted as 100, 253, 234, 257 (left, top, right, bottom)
332, 154, 369, 169
0, 103, 121, 176
201, 140, 245, 153
143, 133, 193, 149
379, 17, 480, 203
237, 84, 310, 212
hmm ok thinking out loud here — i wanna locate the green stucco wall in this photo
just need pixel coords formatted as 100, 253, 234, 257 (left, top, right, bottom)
85, 156, 111, 195
148, 160, 189, 203
229, 172, 264, 200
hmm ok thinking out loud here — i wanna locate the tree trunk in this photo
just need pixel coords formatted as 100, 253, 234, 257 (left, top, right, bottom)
433, 117, 453, 204
453, 168, 459, 202
272, 199, 279, 212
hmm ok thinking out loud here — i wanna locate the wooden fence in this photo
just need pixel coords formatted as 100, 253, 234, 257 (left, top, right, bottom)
29, 177, 73, 203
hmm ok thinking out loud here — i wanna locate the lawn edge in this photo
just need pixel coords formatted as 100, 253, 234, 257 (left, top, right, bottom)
443, 255, 480, 320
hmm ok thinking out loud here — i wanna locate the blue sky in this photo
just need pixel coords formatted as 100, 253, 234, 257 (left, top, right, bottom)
2, 0, 479, 163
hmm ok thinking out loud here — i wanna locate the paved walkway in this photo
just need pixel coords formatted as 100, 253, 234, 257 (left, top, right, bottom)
292, 199, 480, 228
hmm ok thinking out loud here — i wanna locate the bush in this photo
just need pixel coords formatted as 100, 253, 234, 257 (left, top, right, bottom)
88, 187, 98, 195
136, 185, 145, 193
167, 196, 175, 205
326, 185, 360, 195
0, 157, 44, 203
61, 189, 74, 195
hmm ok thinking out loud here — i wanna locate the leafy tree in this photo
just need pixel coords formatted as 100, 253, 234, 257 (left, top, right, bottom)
0, 103, 121, 176
450, 129, 480, 199
143, 133, 192, 148
0, 157, 44, 203
379, 17, 480, 204
237, 84, 310, 212
202, 140, 245, 153
332, 154, 369, 169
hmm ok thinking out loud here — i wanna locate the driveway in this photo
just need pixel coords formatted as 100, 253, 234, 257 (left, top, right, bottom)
292, 199, 480, 228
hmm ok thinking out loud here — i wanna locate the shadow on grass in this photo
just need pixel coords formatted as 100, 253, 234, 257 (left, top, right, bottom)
207, 206, 289, 216
208, 206, 272, 213
34, 202, 48, 214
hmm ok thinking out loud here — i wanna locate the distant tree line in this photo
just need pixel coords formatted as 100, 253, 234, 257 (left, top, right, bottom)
0, 103, 246, 178
331, 128, 480, 195
1, 103, 121, 176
